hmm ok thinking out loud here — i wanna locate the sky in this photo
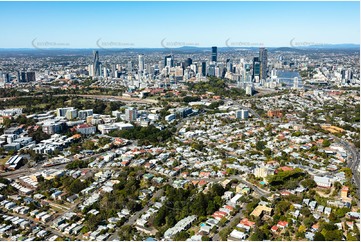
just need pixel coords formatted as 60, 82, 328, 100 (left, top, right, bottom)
0, 1, 359, 48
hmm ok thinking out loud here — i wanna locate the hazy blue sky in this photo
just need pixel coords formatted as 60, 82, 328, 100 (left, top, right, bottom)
0, 1, 359, 48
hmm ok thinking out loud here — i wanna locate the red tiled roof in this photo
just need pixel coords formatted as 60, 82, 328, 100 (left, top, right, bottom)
225, 205, 235, 211
198, 180, 207, 186
277, 221, 288, 227
312, 223, 319, 230
279, 166, 293, 172
271, 225, 278, 232
213, 211, 227, 217
240, 218, 255, 227
280, 191, 291, 196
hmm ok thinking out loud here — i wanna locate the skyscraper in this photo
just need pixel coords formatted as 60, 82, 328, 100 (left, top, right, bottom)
17, 71, 21, 83
211, 46, 217, 62
2, 73, 10, 83
26, 72, 36, 82
138, 54, 145, 72
201, 62, 207, 76
252, 57, 260, 81
226, 60, 233, 73
184, 58, 192, 68
88, 64, 94, 77
93, 50, 101, 76
259, 48, 268, 81
208, 64, 216, 76
21, 71, 27, 82
164, 55, 174, 67
103, 66, 107, 77
111, 64, 116, 78
128, 61, 133, 72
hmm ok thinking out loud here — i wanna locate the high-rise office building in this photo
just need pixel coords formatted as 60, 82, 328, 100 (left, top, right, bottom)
17, 71, 21, 83
21, 72, 27, 82
215, 66, 222, 78
341, 69, 346, 80
111, 64, 116, 78
26, 72, 36, 82
88, 64, 94, 77
201, 62, 207, 76
226, 60, 233, 73
138, 54, 145, 72
211, 46, 217, 62
0, 72, 11, 83
93, 50, 101, 76
103, 66, 107, 77
2, 73, 10, 83
190, 64, 197, 73
259, 48, 268, 81
158, 60, 164, 70
128, 61, 133, 72
185, 58, 192, 67
252, 57, 260, 81
208, 64, 216, 76
165, 55, 174, 67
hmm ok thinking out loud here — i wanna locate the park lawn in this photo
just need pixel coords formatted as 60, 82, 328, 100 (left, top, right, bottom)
0, 155, 11, 165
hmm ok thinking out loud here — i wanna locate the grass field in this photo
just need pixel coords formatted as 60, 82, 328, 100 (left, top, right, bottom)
0, 155, 11, 165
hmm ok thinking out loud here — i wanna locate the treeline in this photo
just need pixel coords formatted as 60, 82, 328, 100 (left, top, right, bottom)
187, 77, 246, 98
109, 125, 174, 145
66, 159, 88, 170
267, 168, 306, 190
0, 89, 25, 98
0, 95, 124, 115
1, 83, 125, 98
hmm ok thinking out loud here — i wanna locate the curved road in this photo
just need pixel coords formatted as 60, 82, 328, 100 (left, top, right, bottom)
331, 135, 360, 196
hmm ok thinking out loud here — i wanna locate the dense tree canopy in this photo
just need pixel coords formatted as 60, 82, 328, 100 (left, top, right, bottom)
109, 125, 173, 145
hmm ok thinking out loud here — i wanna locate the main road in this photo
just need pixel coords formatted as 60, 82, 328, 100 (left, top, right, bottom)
331, 134, 360, 196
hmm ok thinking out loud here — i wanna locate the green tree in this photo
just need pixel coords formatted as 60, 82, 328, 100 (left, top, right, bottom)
249, 228, 266, 241
314, 232, 325, 241
174, 231, 189, 241
323, 229, 342, 241
256, 141, 266, 151
322, 139, 331, 147
219, 227, 232, 241
263, 148, 272, 156
301, 178, 317, 189
82, 140, 95, 150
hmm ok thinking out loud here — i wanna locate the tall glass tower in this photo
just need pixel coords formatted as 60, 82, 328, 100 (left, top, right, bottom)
259, 48, 268, 81
138, 54, 145, 72
252, 57, 260, 81
93, 50, 101, 76
211, 46, 217, 62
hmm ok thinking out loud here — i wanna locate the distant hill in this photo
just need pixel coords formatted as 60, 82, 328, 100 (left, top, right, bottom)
0, 43, 358, 57
300, 44, 360, 50
270, 47, 302, 52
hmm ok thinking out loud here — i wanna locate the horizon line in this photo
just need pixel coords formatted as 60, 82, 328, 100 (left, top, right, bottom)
0, 44, 360, 50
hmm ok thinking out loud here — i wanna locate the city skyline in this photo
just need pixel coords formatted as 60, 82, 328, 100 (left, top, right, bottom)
0, 1, 359, 48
